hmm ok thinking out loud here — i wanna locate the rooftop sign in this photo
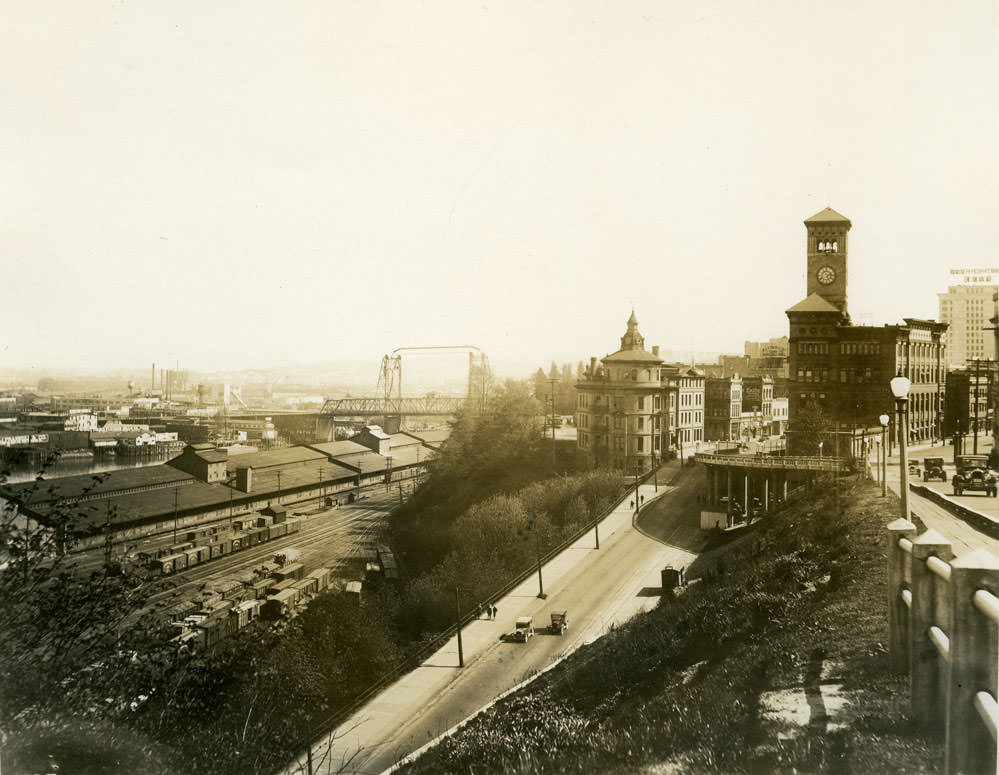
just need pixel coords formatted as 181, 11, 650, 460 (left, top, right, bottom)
951, 268, 999, 284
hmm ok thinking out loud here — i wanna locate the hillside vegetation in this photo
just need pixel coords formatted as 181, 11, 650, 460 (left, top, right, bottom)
399, 478, 942, 775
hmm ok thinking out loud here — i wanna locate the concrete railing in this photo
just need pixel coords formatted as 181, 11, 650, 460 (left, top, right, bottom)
695, 453, 847, 472
887, 520, 999, 774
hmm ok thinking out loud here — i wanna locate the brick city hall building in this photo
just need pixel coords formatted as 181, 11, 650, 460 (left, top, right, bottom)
785, 207, 947, 454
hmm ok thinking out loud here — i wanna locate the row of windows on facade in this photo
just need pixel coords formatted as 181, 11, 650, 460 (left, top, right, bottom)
579, 393, 700, 411
579, 425, 706, 452
578, 433, 661, 452
578, 411, 703, 431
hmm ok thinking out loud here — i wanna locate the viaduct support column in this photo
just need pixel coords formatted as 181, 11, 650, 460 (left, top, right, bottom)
726, 468, 733, 524
744, 474, 750, 519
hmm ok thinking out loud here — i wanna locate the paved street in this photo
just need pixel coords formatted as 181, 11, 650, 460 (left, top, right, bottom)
878, 434, 999, 555
284, 462, 706, 775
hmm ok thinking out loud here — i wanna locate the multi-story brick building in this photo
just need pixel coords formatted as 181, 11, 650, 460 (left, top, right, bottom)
576, 313, 669, 473
704, 376, 742, 442
786, 207, 948, 453
662, 365, 705, 451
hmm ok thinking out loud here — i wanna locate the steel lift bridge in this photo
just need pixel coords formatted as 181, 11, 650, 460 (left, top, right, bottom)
317, 346, 491, 439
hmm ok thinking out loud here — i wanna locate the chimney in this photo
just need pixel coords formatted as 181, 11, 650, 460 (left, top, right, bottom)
652, 346, 660, 357
589, 357, 597, 376
152, 362, 156, 390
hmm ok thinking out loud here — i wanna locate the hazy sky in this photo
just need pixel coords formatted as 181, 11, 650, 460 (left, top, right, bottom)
3, 1, 997, 378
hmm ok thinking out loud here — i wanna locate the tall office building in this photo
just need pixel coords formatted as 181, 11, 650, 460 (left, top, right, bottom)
938, 272, 999, 366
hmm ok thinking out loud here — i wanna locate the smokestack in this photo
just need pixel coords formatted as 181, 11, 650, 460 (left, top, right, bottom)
152, 362, 156, 390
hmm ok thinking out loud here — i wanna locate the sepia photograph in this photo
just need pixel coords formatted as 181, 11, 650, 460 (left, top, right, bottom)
1, 2, 998, 773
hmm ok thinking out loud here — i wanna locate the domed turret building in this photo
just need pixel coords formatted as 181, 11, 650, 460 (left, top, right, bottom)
575, 312, 669, 473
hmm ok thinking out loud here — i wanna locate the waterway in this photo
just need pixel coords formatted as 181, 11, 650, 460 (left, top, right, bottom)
1, 449, 175, 485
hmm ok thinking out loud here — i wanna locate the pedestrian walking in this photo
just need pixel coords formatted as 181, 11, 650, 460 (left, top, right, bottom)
491, 604, 498, 620
477, 603, 484, 619
640, 495, 645, 505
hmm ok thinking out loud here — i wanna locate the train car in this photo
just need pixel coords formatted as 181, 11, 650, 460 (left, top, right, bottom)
165, 599, 199, 621
286, 518, 300, 535
261, 587, 299, 620
150, 555, 177, 575
196, 612, 239, 648
257, 561, 280, 576
215, 580, 244, 600
169, 542, 194, 555
265, 578, 298, 596
306, 568, 331, 592
198, 598, 234, 618
293, 577, 318, 597
273, 562, 304, 582
184, 549, 201, 569
272, 522, 288, 539
250, 577, 272, 599
235, 599, 261, 628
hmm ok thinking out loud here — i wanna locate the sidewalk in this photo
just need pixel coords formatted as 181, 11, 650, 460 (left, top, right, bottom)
287, 468, 690, 775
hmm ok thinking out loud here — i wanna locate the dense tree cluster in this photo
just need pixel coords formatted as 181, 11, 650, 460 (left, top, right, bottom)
0, 379, 624, 774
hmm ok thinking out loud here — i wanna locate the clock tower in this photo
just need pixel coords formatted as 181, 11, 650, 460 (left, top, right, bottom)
805, 207, 851, 319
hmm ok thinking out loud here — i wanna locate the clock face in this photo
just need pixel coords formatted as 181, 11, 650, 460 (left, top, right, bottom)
817, 265, 836, 285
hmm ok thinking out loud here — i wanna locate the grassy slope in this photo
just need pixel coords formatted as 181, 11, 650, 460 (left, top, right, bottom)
399, 477, 943, 775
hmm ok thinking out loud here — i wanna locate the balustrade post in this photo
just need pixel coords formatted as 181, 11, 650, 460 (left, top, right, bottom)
945, 549, 999, 775
910, 530, 954, 729
887, 518, 918, 673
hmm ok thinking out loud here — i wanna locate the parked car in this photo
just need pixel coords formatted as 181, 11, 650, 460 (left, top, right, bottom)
922, 457, 947, 482
952, 456, 998, 497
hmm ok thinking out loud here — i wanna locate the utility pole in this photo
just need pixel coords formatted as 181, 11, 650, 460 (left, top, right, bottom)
535, 533, 546, 599
172, 487, 179, 544
453, 586, 464, 668
546, 378, 559, 468
974, 358, 981, 454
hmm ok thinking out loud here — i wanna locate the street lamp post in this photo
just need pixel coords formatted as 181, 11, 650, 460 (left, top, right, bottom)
879, 414, 890, 497
535, 533, 547, 599
891, 376, 912, 522
633, 466, 640, 515
453, 586, 464, 668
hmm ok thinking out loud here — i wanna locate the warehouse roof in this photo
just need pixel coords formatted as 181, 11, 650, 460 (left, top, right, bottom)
1, 464, 195, 505
225, 446, 325, 471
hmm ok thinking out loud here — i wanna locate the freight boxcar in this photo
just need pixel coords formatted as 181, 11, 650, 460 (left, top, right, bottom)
151, 555, 178, 574
196, 612, 239, 648
261, 587, 299, 619
286, 518, 301, 535
169, 542, 194, 555
273, 562, 304, 582
198, 598, 234, 618
215, 580, 244, 600
266, 578, 298, 596
293, 577, 318, 597
165, 599, 199, 621
306, 568, 331, 592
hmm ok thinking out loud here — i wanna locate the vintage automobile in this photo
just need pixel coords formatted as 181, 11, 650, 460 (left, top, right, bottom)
952, 456, 999, 497
549, 610, 568, 636
502, 616, 535, 643
922, 457, 947, 482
